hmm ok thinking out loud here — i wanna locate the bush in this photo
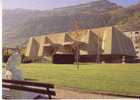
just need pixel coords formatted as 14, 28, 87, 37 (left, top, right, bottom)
3, 55, 10, 63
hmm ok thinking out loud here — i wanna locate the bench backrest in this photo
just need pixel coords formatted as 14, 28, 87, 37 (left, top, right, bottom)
2, 79, 56, 99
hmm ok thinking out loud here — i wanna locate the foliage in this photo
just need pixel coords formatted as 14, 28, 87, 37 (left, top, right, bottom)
2, 47, 29, 63
2, 48, 14, 62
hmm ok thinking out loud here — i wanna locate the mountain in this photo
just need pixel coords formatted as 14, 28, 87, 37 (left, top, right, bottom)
113, 2, 140, 31
2, 0, 140, 47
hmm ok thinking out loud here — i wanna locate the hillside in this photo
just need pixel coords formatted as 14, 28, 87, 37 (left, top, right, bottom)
3, 0, 140, 47
108, 2, 140, 31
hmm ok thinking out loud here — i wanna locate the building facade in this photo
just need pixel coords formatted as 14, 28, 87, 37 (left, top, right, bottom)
25, 26, 136, 63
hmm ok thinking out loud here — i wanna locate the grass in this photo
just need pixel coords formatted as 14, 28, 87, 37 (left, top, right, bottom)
20, 63, 140, 96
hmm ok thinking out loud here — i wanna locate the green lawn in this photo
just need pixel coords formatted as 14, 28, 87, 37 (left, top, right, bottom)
20, 63, 140, 96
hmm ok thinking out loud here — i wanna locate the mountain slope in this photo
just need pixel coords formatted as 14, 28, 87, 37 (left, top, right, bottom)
114, 2, 140, 31
3, 0, 140, 47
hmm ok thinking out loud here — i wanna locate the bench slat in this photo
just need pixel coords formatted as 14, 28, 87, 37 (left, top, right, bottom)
3, 95, 11, 99
3, 79, 54, 88
3, 84, 56, 96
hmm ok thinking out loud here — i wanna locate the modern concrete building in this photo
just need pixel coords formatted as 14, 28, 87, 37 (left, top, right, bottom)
25, 26, 136, 63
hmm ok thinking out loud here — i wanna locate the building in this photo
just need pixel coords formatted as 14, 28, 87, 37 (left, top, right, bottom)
124, 31, 140, 59
25, 26, 136, 63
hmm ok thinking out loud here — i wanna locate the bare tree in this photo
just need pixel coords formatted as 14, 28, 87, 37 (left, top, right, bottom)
73, 15, 81, 70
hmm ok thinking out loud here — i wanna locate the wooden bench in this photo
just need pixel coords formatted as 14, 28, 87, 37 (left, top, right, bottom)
2, 79, 56, 99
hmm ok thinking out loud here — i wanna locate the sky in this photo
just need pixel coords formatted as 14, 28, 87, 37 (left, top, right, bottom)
3, 0, 140, 10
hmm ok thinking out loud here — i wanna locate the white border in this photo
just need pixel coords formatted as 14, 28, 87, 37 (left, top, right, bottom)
0, 0, 2, 99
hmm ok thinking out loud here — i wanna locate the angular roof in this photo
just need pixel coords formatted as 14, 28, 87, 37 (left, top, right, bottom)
91, 26, 135, 56
26, 26, 136, 57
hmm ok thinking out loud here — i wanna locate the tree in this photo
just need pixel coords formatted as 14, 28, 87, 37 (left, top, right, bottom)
73, 15, 81, 70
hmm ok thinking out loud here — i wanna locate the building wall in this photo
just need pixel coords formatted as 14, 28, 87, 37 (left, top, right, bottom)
124, 31, 140, 58
101, 27, 112, 54
132, 31, 140, 58
25, 37, 33, 57
25, 37, 39, 58
87, 31, 99, 55
36, 36, 46, 56
112, 28, 135, 56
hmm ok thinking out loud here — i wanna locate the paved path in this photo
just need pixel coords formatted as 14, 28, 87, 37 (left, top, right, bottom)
55, 88, 128, 99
